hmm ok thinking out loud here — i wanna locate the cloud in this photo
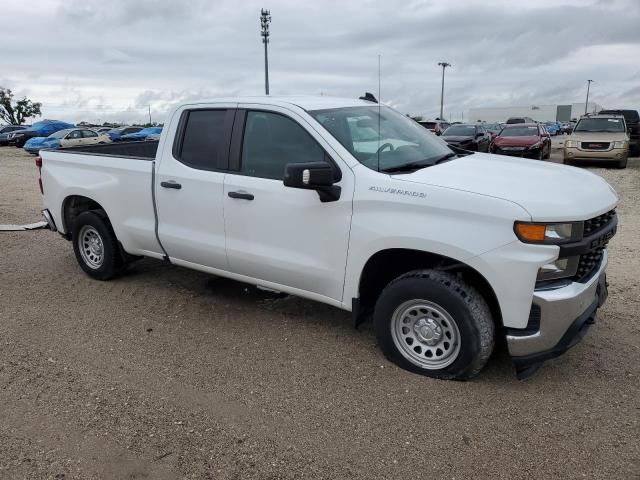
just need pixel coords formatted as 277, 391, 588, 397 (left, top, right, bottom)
0, 0, 638, 124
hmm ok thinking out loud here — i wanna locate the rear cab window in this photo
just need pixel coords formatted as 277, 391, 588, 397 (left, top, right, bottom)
173, 109, 235, 171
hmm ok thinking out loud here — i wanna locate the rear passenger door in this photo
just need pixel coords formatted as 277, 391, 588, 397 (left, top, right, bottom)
155, 105, 236, 269
81, 129, 100, 145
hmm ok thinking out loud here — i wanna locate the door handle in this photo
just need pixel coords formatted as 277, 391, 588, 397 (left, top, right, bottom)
228, 191, 254, 200
160, 181, 182, 189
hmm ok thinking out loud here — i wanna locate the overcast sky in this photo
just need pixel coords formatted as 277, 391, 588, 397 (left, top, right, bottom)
1, 0, 639, 125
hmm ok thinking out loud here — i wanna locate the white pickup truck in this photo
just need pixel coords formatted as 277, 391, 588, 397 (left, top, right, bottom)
37, 96, 618, 380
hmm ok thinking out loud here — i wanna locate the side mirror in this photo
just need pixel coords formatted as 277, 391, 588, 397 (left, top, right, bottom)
283, 162, 341, 203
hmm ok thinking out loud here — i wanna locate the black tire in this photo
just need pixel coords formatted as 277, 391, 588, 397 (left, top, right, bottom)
544, 144, 551, 159
563, 158, 574, 166
615, 158, 628, 169
374, 270, 494, 380
71, 210, 123, 280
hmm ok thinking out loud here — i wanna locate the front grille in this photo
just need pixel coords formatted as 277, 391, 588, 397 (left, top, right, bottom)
573, 209, 616, 282
581, 142, 610, 150
575, 247, 606, 282
583, 209, 616, 236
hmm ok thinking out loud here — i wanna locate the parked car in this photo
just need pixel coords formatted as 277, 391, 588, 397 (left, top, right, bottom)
491, 123, 551, 159
37, 95, 618, 380
0, 125, 29, 146
24, 128, 112, 154
119, 127, 162, 142
506, 116, 536, 124
598, 109, 639, 156
145, 133, 161, 141
7, 120, 75, 147
107, 126, 144, 141
483, 123, 502, 140
417, 120, 450, 136
544, 122, 561, 136
96, 127, 114, 134
441, 124, 490, 152
563, 114, 629, 168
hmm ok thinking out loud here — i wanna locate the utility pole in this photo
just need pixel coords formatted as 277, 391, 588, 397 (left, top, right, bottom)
148, 104, 152, 125
584, 79, 593, 115
260, 9, 271, 95
438, 62, 451, 120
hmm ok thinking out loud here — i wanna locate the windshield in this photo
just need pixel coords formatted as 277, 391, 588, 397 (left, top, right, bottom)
500, 126, 539, 137
443, 125, 476, 136
48, 129, 70, 139
574, 118, 625, 133
309, 106, 453, 172
484, 124, 500, 131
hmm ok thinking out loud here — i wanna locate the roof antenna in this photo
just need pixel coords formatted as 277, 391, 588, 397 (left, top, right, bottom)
377, 54, 381, 172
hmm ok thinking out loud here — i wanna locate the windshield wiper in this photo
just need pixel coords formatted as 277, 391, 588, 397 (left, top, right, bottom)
380, 152, 458, 173
380, 160, 433, 173
432, 152, 458, 164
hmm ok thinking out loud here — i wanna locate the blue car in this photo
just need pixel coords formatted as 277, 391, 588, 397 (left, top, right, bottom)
9, 120, 74, 147
544, 122, 561, 136
119, 127, 162, 142
23, 128, 75, 154
107, 126, 144, 141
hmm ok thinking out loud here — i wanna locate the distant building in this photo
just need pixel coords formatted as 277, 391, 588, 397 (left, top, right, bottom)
468, 103, 602, 123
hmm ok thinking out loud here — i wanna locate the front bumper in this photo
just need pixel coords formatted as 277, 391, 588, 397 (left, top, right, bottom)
564, 147, 627, 161
507, 251, 608, 379
492, 146, 542, 158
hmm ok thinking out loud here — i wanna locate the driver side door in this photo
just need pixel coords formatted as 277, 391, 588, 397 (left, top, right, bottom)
223, 106, 354, 303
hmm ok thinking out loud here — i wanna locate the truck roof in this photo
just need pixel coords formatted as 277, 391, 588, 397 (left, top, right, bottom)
180, 95, 375, 111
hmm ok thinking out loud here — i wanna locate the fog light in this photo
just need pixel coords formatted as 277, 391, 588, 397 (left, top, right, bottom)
537, 256, 579, 282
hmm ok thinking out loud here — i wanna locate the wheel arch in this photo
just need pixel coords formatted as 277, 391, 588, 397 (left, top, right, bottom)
355, 248, 503, 328
61, 195, 109, 239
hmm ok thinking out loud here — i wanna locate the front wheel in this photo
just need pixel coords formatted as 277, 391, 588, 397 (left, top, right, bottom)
615, 158, 628, 169
72, 211, 123, 280
374, 270, 495, 380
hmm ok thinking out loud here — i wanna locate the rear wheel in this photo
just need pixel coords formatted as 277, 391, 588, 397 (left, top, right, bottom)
72, 211, 123, 280
374, 270, 494, 380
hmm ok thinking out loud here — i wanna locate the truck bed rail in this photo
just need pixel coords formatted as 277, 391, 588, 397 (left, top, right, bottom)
47, 140, 158, 160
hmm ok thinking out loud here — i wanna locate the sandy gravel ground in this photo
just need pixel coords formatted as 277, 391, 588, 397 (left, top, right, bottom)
1, 146, 638, 479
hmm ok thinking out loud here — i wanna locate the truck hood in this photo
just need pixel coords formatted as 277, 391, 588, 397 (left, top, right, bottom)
567, 132, 629, 141
392, 153, 618, 221
442, 135, 474, 143
493, 135, 540, 147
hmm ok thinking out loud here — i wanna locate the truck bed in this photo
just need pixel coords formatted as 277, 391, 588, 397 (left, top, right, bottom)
50, 140, 159, 160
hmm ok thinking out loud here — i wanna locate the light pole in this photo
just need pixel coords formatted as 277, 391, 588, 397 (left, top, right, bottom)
584, 79, 593, 115
260, 9, 271, 95
437, 62, 451, 120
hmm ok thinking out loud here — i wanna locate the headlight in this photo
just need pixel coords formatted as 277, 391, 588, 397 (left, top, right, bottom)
537, 256, 580, 282
514, 221, 582, 244
565, 139, 578, 148
612, 140, 627, 149
529, 141, 542, 149
14, 133, 24, 138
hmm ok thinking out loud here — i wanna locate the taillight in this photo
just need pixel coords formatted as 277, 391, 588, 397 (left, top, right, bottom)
35, 156, 43, 194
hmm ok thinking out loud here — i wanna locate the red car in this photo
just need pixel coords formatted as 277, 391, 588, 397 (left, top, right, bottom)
418, 120, 450, 136
491, 123, 551, 159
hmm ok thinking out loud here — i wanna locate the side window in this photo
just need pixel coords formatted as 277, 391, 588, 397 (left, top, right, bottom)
83, 130, 98, 138
241, 111, 325, 180
68, 130, 82, 139
176, 109, 228, 170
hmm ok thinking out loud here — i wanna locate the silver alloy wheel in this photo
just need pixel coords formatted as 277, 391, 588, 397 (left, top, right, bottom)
78, 225, 104, 269
390, 299, 461, 370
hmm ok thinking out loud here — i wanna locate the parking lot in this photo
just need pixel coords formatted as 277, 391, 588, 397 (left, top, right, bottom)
1, 146, 639, 479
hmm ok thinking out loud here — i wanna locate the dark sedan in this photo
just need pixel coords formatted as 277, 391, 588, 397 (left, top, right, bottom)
440, 124, 491, 152
0, 125, 29, 146
491, 123, 551, 159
